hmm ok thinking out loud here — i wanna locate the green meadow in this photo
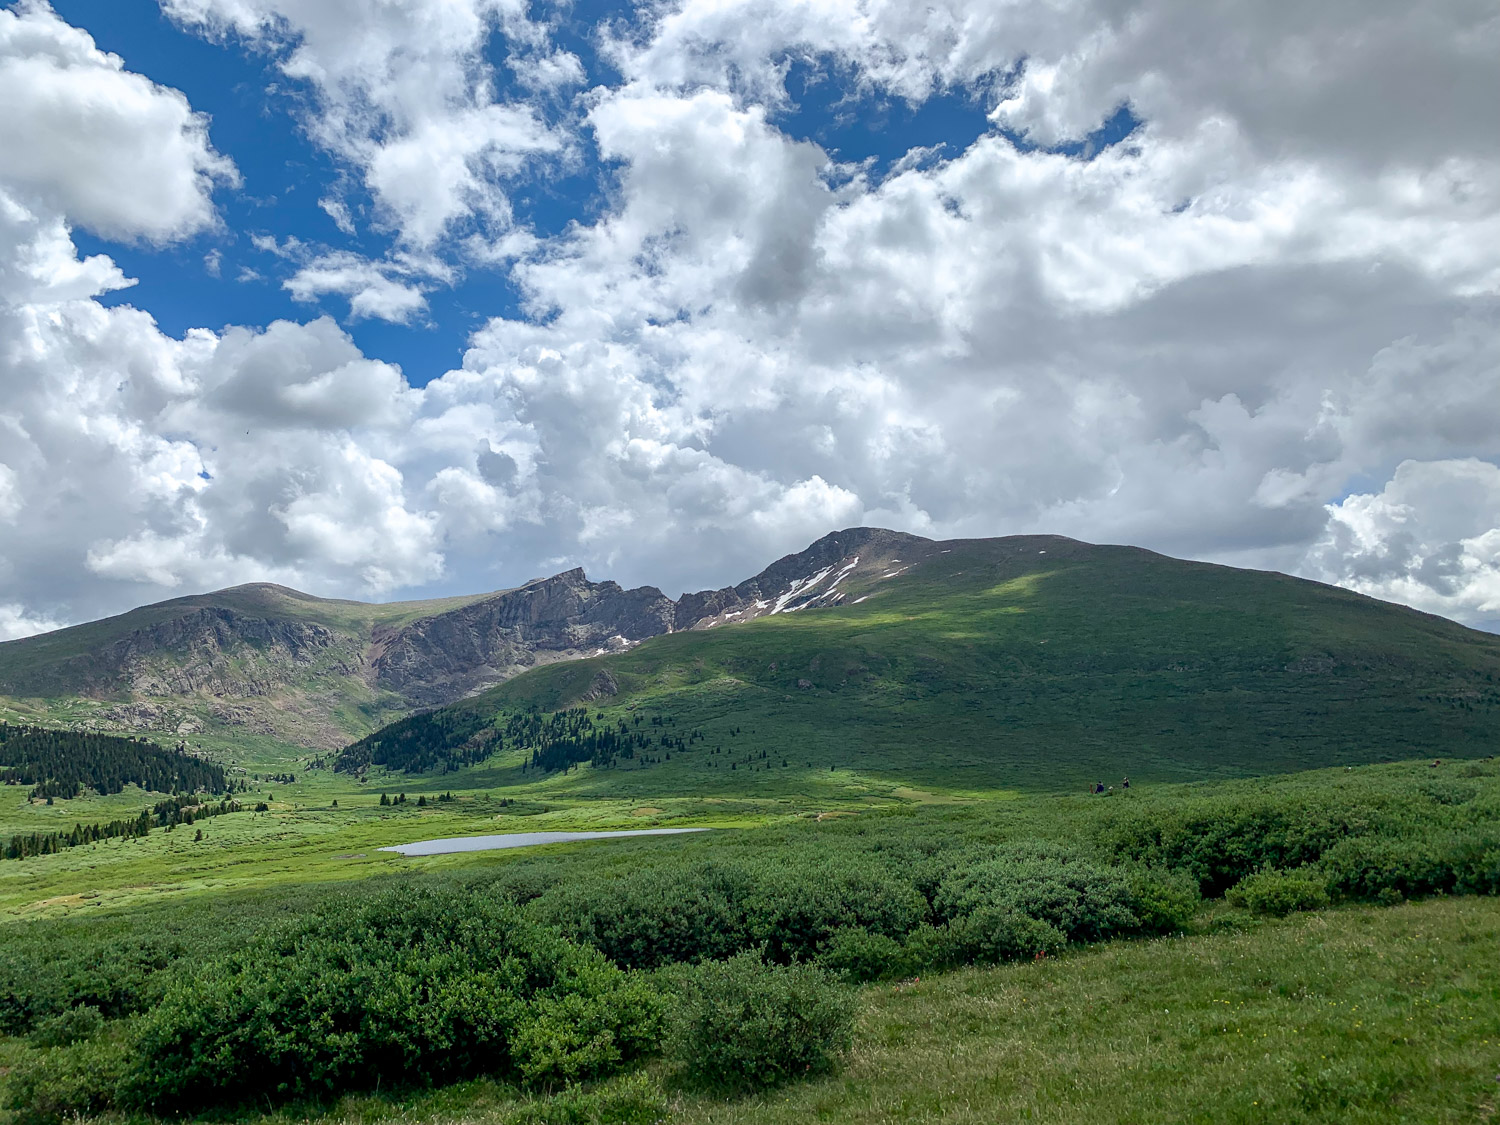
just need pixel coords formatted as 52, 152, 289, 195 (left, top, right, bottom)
3, 753, 1499, 1124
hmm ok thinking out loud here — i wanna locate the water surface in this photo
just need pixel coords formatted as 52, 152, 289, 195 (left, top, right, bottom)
378, 827, 710, 857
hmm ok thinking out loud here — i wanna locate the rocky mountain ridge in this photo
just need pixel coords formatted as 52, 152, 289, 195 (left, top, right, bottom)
0, 527, 937, 747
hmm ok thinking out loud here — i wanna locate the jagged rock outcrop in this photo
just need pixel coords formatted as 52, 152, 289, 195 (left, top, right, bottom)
370, 532, 931, 705
371, 570, 677, 705
673, 527, 931, 629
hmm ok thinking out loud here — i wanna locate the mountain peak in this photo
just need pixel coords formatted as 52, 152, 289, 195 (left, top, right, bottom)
517, 567, 595, 590
216, 582, 325, 602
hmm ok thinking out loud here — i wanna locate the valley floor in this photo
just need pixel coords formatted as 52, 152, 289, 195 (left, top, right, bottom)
3, 755, 1499, 1124
0, 730, 981, 919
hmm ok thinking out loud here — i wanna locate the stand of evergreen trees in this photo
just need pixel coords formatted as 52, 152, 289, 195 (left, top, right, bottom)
513, 709, 708, 774
335, 707, 494, 775
0, 724, 225, 799
518, 708, 654, 772
3, 795, 243, 860
335, 701, 712, 777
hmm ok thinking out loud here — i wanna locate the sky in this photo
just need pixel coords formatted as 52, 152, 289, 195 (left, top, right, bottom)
0, 0, 1498, 640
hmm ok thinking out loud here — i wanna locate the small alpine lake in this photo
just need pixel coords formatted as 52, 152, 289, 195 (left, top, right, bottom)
377, 827, 711, 857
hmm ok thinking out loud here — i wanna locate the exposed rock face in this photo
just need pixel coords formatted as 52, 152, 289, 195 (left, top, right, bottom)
48, 608, 358, 699
372, 570, 676, 705
582, 670, 619, 701
673, 527, 931, 629
368, 528, 934, 709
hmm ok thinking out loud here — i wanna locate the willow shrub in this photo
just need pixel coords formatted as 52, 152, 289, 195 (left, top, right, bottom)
1319, 829, 1500, 901
3, 1034, 129, 1125
666, 951, 856, 1092
933, 844, 1194, 944
529, 861, 757, 970
1225, 867, 1330, 916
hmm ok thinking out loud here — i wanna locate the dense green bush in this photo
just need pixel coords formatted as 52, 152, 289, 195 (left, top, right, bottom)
0, 954, 49, 1035
666, 951, 856, 1092
1124, 867, 1202, 933
0, 933, 195, 1036
815, 927, 909, 982
1319, 830, 1500, 901
28, 1005, 104, 1048
946, 908, 1066, 963
531, 862, 757, 969
934, 845, 1147, 943
3, 1034, 128, 1125
118, 886, 664, 1112
898, 922, 971, 973
745, 864, 928, 962
1095, 797, 1365, 895
533, 859, 926, 970
1225, 868, 1331, 916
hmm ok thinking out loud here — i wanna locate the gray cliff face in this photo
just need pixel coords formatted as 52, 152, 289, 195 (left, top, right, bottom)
372, 570, 677, 705
371, 534, 925, 706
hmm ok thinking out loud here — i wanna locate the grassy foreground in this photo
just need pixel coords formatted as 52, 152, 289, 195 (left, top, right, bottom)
681, 897, 1500, 1125
113, 896, 1498, 1125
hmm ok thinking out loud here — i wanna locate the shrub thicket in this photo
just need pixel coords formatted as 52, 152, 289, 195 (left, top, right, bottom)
815, 927, 909, 982
1318, 830, 1500, 901
1093, 797, 1362, 895
0, 933, 187, 1035
531, 860, 925, 970
934, 845, 1151, 942
530, 862, 756, 969
27, 1005, 104, 1049
119, 887, 663, 1112
4, 1034, 129, 1125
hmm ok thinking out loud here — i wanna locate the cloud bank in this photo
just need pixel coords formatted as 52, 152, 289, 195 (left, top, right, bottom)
0, 0, 1497, 634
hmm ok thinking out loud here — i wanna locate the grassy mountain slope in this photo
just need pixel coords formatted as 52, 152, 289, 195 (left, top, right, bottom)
0, 583, 494, 696
0, 582, 504, 696
0, 584, 500, 748
359, 533, 1500, 793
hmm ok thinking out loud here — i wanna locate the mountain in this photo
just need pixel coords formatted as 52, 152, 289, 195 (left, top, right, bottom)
339, 529, 1500, 792
9, 526, 1500, 785
0, 576, 668, 748
0, 528, 924, 749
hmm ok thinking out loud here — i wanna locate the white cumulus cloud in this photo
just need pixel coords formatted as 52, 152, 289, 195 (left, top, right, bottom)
0, 1, 235, 242
162, 0, 566, 248
284, 252, 429, 323
1308, 460, 1500, 630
